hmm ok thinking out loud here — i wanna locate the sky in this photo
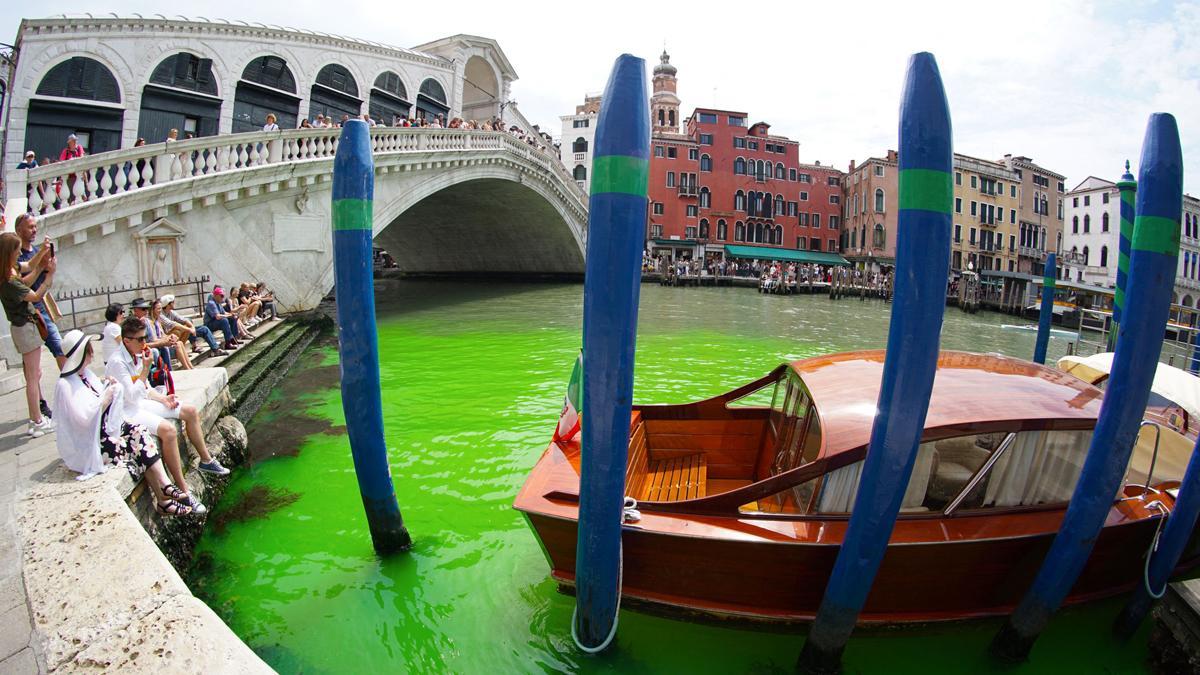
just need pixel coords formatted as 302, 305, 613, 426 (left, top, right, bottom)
4, 0, 1199, 193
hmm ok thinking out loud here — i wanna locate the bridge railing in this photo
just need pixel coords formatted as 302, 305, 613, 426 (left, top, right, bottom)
5, 127, 585, 217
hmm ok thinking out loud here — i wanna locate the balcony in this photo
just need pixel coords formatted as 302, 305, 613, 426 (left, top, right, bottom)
678, 184, 698, 197
1018, 246, 1047, 260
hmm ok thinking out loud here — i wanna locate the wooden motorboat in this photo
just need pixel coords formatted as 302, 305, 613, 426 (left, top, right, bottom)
514, 350, 1200, 624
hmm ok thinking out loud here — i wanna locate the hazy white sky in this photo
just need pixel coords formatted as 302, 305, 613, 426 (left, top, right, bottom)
4, 1, 1198, 193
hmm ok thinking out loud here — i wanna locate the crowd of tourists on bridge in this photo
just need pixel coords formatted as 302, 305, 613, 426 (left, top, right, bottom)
10, 110, 557, 214
0, 212, 289, 516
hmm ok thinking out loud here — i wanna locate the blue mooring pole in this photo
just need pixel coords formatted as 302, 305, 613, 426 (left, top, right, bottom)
991, 113, 1183, 662
1114, 433, 1200, 639
1111, 161, 1137, 352
797, 52, 952, 674
1033, 253, 1057, 364
572, 53, 650, 653
331, 120, 412, 555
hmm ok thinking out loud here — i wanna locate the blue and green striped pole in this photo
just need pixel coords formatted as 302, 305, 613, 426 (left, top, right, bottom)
331, 120, 411, 555
991, 113, 1182, 662
573, 54, 649, 653
1033, 253, 1056, 364
797, 52, 952, 674
1111, 161, 1137, 351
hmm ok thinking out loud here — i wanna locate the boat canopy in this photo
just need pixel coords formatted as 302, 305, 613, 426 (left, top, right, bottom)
723, 244, 849, 266
1058, 352, 1200, 421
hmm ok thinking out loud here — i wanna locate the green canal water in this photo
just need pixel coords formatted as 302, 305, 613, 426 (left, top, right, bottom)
191, 281, 1151, 674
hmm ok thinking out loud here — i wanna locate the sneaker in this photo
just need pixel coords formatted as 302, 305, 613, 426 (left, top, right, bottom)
178, 493, 208, 515
27, 417, 53, 438
198, 459, 231, 476
39, 399, 52, 419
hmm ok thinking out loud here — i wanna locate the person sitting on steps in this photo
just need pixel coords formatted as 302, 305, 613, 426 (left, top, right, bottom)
204, 286, 239, 351
106, 316, 231, 514
53, 330, 193, 515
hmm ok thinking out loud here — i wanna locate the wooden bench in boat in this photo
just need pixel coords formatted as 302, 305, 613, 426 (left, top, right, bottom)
625, 412, 709, 502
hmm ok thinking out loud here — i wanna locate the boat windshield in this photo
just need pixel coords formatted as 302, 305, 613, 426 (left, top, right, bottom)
740, 429, 1096, 516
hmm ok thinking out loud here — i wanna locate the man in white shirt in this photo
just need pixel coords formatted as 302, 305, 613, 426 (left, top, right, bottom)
106, 318, 230, 512
262, 113, 280, 132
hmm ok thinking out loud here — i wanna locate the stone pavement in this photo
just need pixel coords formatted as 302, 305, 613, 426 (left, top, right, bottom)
0, 351, 273, 674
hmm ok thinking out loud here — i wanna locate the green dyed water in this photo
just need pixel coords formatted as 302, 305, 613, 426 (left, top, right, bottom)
191, 282, 1150, 674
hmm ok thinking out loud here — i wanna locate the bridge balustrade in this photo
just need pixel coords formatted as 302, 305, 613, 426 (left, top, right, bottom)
5, 127, 585, 217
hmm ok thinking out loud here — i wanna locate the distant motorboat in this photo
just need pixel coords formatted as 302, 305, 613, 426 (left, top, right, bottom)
1001, 324, 1079, 340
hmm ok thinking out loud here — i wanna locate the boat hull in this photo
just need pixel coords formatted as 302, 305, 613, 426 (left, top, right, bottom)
521, 510, 1195, 624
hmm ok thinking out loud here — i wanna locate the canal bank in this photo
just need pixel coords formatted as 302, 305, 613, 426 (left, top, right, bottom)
189, 280, 1167, 674
2, 314, 325, 673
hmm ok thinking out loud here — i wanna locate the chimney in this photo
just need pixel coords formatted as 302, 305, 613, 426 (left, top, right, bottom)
849, 159, 856, 172
887, 149, 898, 162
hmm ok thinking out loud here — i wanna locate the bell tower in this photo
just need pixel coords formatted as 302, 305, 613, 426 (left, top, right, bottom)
651, 50, 680, 134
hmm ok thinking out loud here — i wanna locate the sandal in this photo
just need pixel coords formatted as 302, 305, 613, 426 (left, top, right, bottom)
155, 499, 193, 517
162, 484, 186, 501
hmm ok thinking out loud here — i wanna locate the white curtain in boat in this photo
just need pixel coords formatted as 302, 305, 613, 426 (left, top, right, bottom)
817, 461, 863, 513
817, 443, 936, 513
984, 430, 1091, 507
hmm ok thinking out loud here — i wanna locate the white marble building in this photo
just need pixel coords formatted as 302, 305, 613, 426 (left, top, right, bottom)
560, 94, 600, 193
1062, 168, 1200, 308
1, 15, 522, 176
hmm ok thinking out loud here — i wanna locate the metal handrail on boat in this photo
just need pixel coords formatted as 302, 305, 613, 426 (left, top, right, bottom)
944, 432, 1017, 516
1134, 420, 1164, 499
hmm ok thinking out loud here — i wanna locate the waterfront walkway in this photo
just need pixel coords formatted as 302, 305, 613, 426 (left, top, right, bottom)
0, 344, 274, 673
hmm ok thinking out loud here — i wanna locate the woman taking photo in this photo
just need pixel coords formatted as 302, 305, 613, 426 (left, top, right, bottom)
53, 330, 192, 515
0, 232, 54, 437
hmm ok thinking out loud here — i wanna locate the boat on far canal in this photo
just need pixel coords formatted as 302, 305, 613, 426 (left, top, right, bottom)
514, 350, 1200, 624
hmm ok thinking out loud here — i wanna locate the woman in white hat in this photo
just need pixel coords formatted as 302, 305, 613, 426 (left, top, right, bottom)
54, 330, 193, 515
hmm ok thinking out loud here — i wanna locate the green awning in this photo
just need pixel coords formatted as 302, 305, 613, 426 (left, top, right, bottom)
723, 244, 849, 266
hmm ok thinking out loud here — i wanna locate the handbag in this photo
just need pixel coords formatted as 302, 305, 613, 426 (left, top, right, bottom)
32, 310, 49, 341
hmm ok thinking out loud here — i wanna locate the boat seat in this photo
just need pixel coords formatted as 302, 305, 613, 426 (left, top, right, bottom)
927, 438, 990, 503
642, 454, 707, 502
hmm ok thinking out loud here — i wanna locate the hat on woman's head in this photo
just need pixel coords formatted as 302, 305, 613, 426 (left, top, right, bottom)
59, 330, 97, 377
212, 285, 224, 296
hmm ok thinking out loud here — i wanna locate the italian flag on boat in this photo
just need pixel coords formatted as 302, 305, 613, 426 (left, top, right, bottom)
553, 351, 583, 445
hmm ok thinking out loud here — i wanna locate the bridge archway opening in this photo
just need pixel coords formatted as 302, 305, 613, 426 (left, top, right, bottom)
462, 56, 499, 122
369, 71, 411, 124
234, 56, 300, 132
138, 52, 221, 142
416, 78, 449, 122
311, 64, 362, 123
372, 177, 583, 278
28, 57, 123, 160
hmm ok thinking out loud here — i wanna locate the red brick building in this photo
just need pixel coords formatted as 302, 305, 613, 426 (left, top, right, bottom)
644, 54, 845, 263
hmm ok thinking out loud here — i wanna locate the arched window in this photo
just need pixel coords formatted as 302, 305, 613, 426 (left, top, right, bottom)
419, 78, 447, 104
1083, 214, 1091, 233
658, 109, 665, 125
1041, 198, 1048, 216
874, 188, 885, 212
699, 218, 710, 239
700, 154, 713, 172
1100, 245, 1108, 267
36, 56, 122, 101
140, 53, 221, 141
316, 64, 358, 97
1102, 212, 1110, 232
850, 228, 857, 248
241, 56, 296, 93
734, 157, 746, 175
775, 225, 783, 244
717, 219, 728, 240
757, 160, 766, 180
700, 187, 711, 208
874, 223, 885, 248
572, 137, 588, 153
573, 164, 587, 181
311, 63, 362, 123
149, 53, 217, 95
669, 110, 675, 127
1072, 216, 1079, 234
775, 162, 785, 179
775, 194, 785, 215
755, 222, 765, 243
370, 71, 411, 123
1083, 245, 1090, 264
747, 192, 757, 217
735, 190, 746, 211
735, 221, 745, 242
